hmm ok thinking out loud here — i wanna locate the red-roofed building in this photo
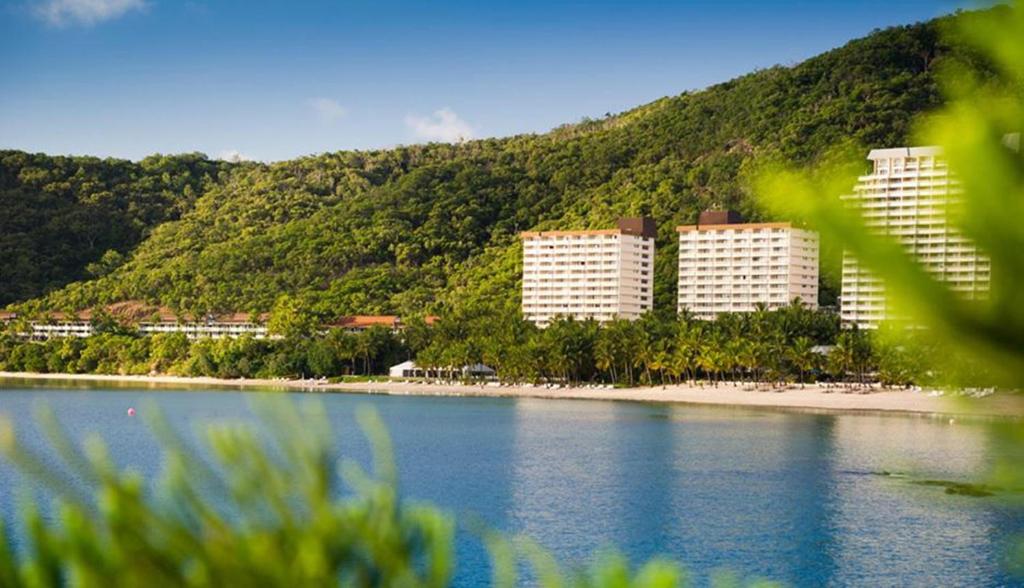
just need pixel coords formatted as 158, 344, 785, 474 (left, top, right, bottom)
327, 315, 401, 333
325, 315, 442, 333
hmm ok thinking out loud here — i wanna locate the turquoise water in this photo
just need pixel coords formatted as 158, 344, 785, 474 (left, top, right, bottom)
1, 380, 1022, 587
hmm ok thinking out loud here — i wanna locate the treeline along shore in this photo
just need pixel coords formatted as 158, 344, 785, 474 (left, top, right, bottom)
0, 302, 1004, 394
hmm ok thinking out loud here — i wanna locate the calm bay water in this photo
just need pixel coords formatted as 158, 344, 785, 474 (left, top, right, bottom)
1, 379, 1022, 587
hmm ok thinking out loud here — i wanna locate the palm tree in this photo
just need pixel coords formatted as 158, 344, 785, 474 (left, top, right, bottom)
667, 348, 687, 386
828, 333, 855, 387
788, 336, 817, 385
697, 340, 722, 386
650, 342, 671, 385
674, 322, 702, 384
417, 344, 442, 380
354, 333, 373, 375
724, 338, 746, 383
550, 350, 570, 385
720, 346, 737, 387
617, 320, 641, 386
735, 339, 757, 384
764, 335, 788, 387
595, 337, 616, 383
633, 336, 657, 386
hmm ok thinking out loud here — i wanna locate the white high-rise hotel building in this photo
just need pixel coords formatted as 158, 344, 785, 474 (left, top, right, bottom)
521, 218, 656, 326
676, 211, 819, 320
840, 146, 990, 328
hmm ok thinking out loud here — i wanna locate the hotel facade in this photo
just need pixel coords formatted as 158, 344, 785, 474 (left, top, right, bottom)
676, 211, 819, 320
521, 217, 656, 326
840, 146, 990, 328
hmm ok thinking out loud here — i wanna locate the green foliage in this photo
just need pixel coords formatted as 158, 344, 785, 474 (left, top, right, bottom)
414, 302, 843, 387
0, 300, 978, 389
0, 401, 456, 587
4, 10, 990, 318
0, 327, 406, 381
0, 151, 229, 307
268, 294, 319, 340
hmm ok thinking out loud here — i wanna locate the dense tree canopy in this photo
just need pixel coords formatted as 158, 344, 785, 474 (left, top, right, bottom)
0, 151, 229, 306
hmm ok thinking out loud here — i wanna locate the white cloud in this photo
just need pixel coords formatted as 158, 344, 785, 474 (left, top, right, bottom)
217, 149, 252, 163
35, 0, 147, 27
404, 108, 474, 143
308, 97, 348, 123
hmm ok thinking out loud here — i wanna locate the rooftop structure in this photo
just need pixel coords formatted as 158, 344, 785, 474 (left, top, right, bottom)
324, 315, 439, 332
326, 315, 402, 332
521, 217, 656, 326
677, 211, 819, 320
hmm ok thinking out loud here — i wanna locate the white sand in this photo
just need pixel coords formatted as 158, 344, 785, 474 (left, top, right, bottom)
1, 372, 1019, 418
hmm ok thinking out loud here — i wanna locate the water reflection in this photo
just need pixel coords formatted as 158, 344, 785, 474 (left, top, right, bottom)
508, 399, 626, 564
653, 410, 838, 584
774, 415, 838, 585
827, 415, 1005, 586
502, 400, 1021, 586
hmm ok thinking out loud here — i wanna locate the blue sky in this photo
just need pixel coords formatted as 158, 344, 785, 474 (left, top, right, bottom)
0, 0, 973, 162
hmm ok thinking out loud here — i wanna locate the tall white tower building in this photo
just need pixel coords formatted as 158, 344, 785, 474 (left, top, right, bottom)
676, 211, 819, 320
840, 146, 990, 328
521, 218, 656, 327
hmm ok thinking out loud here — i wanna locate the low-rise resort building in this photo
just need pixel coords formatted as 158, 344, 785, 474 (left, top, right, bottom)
676, 211, 820, 320
4, 310, 97, 339
521, 217, 656, 327
840, 146, 990, 328
135, 308, 271, 339
0, 302, 433, 340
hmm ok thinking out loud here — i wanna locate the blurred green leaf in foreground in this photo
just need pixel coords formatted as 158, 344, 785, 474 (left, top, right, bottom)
757, 2, 1024, 389
0, 401, 455, 588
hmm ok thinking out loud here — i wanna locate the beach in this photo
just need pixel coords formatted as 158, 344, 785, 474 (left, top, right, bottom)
1, 371, 1019, 418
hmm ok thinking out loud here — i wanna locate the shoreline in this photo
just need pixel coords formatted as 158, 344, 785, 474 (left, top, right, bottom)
1, 371, 1020, 418
4, 372, 1019, 420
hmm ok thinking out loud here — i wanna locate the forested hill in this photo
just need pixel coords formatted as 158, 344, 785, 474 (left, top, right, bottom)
0, 9, 993, 318
0, 152, 230, 306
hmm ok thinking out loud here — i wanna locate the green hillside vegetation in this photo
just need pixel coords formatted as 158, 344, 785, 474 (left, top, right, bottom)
0, 152, 230, 306
3, 10, 984, 320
